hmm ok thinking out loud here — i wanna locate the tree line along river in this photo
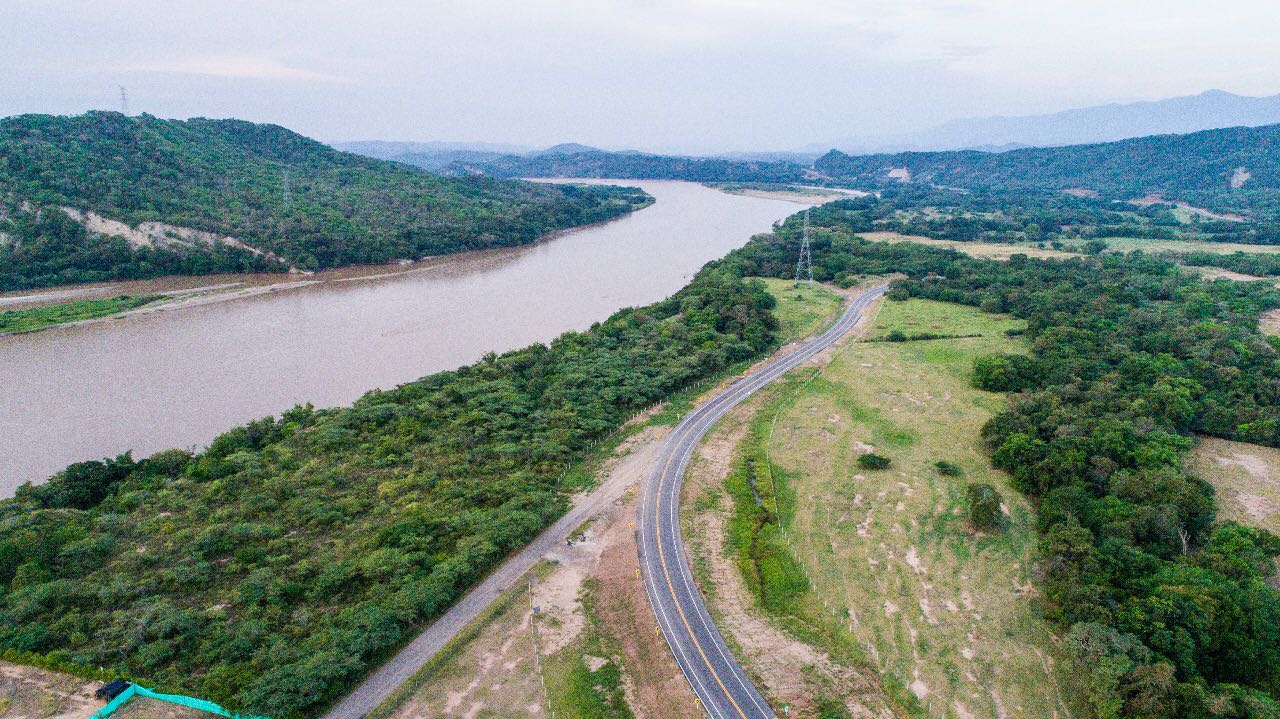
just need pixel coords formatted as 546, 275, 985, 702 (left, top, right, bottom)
0, 180, 819, 493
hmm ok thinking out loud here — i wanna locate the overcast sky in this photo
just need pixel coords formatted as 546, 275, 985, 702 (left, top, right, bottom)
2, 0, 1278, 153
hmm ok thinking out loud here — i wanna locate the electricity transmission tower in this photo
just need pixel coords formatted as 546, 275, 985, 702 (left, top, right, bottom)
795, 207, 813, 282
118, 86, 129, 115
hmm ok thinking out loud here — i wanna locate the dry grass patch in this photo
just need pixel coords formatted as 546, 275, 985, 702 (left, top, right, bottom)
1186, 437, 1280, 535
768, 298, 1082, 719
382, 582, 545, 719
1071, 237, 1280, 255
858, 232, 1074, 260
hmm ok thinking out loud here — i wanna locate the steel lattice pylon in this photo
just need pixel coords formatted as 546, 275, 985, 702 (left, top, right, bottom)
795, 207, 813, 282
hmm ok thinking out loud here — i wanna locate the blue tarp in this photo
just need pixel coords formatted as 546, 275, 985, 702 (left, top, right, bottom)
89, 684, 270, 719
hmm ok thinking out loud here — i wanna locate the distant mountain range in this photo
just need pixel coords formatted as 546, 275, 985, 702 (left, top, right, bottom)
816, 90, 1280, 153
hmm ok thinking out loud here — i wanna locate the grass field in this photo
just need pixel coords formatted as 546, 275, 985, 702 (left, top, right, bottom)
857, 232, 1074, 260
758, 298, 1082, 719
755, 277, 844, 343
0, 295, 161, 333
860, 230, 1280, 263
542, 579, 635, 719
1187, 437, 1280, 536
1065, 237, 1280, 255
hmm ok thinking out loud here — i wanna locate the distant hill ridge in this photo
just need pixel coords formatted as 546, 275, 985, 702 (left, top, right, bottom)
0, 112, 647, 290
814, 122, 1280, 219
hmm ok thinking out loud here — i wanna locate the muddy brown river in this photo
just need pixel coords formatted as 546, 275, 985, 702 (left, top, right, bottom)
0, 181, 816, 493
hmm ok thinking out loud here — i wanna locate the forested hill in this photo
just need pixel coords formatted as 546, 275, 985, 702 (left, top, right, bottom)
0, 112, 648, 290
814, 123, 1280, 220
451, 147, 810, 183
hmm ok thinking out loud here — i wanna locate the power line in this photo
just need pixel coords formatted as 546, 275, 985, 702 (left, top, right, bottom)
795, 207, 813, 282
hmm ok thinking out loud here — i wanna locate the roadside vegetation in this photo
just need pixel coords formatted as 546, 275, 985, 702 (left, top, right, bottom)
0, 267, 780, 717
725, 297, 1081, 718
543, 579, 634, 719
754, 277, 843, 342
719, 205, 1280, 717
0, 295, 161, 333
14, 191, 1280, 719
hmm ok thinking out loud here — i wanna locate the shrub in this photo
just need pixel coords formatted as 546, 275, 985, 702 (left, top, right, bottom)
967, 482, 1003, 530
935, 461, 962, 477
857, 453, 891, 470
885, 330, 907, 342
972, 353, 1040, 392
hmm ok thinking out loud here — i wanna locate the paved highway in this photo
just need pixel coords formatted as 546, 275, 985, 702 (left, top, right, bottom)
638, 285, 886, 719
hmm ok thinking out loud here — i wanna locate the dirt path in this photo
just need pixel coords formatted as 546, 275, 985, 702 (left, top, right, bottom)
380, 423, 701, 719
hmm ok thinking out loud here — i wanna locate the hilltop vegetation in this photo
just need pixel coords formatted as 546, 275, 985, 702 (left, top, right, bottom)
816, 184, 1280, 246
452, 147, 809, 183
0, 267, 778, 717
815, 123, 1280, 221
0, 112, 648, 290
722, 205, 1280, 717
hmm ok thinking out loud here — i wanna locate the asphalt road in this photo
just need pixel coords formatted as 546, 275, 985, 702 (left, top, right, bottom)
638, 285, 886, 719
321, 447, 648, 719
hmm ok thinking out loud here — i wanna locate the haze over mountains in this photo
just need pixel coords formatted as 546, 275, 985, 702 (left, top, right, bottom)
339, 89, 1280, 171
815, 89, 1280, 154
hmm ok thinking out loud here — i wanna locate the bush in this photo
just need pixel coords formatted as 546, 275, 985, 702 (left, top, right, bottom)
935, 461, 962, 477
967, 482, 1003, 530
857, 453, 891, 470
885, 330, 907, 342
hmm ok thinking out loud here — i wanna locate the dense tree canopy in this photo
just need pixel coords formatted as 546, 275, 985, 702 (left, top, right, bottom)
814, 123, 1280, 222
455, 148, 809, 183
0, 267, 777, 717
0, 112, 649, 290
724, 204, 1280, 717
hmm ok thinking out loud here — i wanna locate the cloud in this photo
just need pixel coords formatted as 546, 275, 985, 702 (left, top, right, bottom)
120, 55, 343, 82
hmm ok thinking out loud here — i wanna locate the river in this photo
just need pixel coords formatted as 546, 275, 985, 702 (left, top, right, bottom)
0, 180, 818, 493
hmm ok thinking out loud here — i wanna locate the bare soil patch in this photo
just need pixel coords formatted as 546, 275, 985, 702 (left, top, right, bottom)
1187, 437, 1280, 535
1260, 309, 1280, 337
0, 662, 210, 719
1126, 194, 1248, 222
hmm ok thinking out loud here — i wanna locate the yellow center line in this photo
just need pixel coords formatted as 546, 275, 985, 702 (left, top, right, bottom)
647, 291, 876, 719
653, 423, 753, 719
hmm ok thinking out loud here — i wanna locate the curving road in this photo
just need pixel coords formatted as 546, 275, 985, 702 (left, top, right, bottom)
638, 285, 886, 719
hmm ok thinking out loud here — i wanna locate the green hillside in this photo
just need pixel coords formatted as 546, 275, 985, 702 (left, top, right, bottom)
814, 123, 1280, 220
0, 112, 648, 290
460, 148, 809, 183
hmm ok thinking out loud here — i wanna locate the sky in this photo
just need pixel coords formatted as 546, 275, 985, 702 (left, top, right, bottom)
2, 0, 1279, 153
